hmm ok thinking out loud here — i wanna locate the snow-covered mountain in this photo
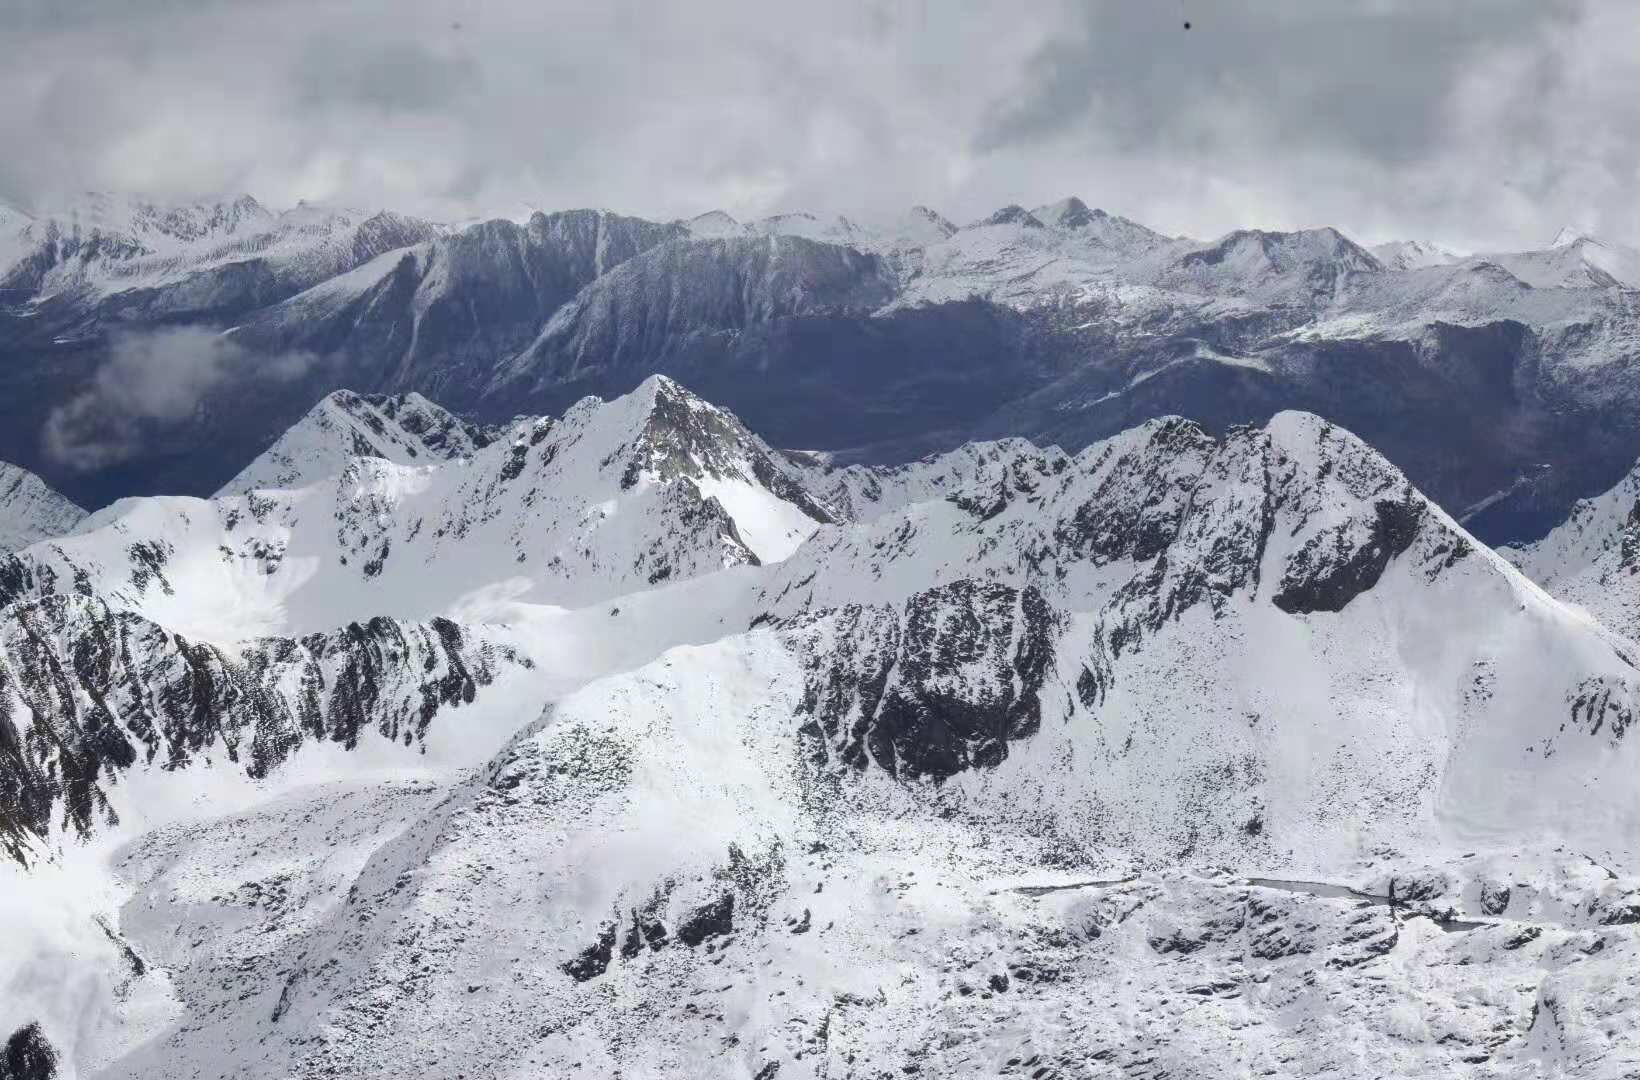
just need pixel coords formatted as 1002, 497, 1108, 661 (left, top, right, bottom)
0, 192, 443, 331
223, 208, 686, 406
0, 376, 839, 866
2, 377, 835, 643
11, 192, 1640, 548
215, 389, 501, 497
1370, 238, 1465, 271
8, 379, 1640, 1077
0, 462, 85, 552
1483, 229, 1640, 290
1506, 455, 1640, 642
493, 233, 898, 405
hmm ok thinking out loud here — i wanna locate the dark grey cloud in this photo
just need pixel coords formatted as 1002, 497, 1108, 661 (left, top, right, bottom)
1, 0, 1637, 251
42, 327, 314, 470
976, 1, 1573, 164
291, 40, 482, 116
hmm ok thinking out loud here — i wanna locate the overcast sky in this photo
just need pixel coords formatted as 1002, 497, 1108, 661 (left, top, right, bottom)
3, 0, 1636, 251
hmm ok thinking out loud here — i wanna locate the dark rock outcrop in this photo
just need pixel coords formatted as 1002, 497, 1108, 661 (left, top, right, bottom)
1273, 497, 1424, 614
791, 582, 1058, 780
676, 893, 735, 947
0, 1024, 58, 1080
0, 594, 525, 856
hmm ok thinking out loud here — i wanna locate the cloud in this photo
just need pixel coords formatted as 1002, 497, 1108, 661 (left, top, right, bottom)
974, 1, 1571, 162
42, 327, 314, 470
1, 1, 1638, 251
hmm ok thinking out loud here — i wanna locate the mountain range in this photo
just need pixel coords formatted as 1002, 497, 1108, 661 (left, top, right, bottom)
8, 193, 1640, 546
5, 371, 1640, 1078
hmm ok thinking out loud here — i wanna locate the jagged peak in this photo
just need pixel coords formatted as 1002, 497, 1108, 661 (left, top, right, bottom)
905, 205, 956, 232
1032, 196, 1105, 230
468, 375, 838, 565
216, 388, 495, 497
1179, 225, 1382, 275
975, 204, 1046, 229
1066, 409, 1406, 499
0, 459, 88, 553
579, 375, 759, 478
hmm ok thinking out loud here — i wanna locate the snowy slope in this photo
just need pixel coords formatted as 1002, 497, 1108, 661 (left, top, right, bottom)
31, 402, 1640, 1079
216, 390, 500, 496
1371, 239, 1462, 272
5, 376, 836, 639
792, 437, 1072, 522
0, 200, 35, 284
10, 369, 1640, 1077
1508, 456, 1640, 641
0, 462, 86, 552
1153, 227, 1383, 305
0, 193, 443, 327
755, 413, 1640, 851
887, 199, 1186, 309
147, 627, 1640, 1079
490, 233, 899, 407
226, 208, 684, 404
1369, 239, 1465, 271
1483, 231, 1640, 290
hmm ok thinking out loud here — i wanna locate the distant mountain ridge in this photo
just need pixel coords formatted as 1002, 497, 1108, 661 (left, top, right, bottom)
7, 192, 1640, 546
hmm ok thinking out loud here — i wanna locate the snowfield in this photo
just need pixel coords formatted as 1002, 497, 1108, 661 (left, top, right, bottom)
5, 377, 1640, 1078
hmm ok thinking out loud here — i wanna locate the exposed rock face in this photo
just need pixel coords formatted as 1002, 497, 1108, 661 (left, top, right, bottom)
765, 410, 1472, 669
1272, 497, 1425, 614
488, 233, 902, 419
788, 581, 1058, 779
0, 592, 524, 852
0, 1023, 58, 1080
675, 893, 735, 946
0, 377, 850, 860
